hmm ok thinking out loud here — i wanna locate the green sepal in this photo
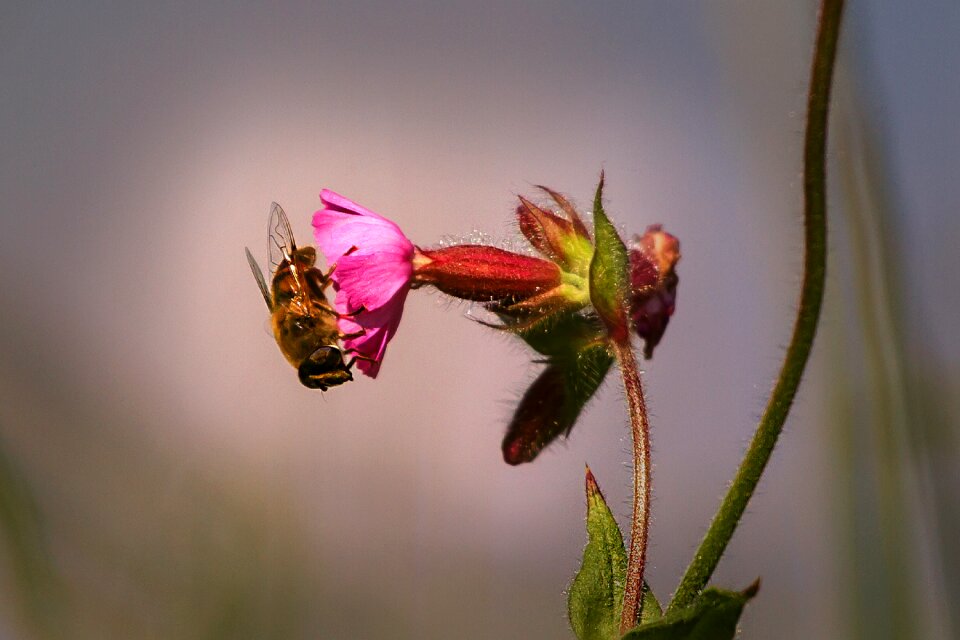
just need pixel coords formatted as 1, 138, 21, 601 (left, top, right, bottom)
502, 345, 612, 464
620, 582, 759, 640
499, 313, 613, 464
511, 312, 605, 358
560, 233, 599, 279
568, 467, 628, 640
505, 311, 613, 412
588, 173, 630, 342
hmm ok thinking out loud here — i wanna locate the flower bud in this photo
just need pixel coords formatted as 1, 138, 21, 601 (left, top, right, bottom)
502, 346, 612, 465
412, 245, 562, 303
502, 364, 569, 465
629, 225, 680, 358
516, 190, 593, 274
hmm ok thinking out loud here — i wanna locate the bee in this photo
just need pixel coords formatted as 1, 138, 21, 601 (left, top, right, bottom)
245, 203, 365, 390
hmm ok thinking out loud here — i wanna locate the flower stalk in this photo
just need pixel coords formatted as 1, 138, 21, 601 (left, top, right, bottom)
613, 338, 653, 635
668, 0, 845, 611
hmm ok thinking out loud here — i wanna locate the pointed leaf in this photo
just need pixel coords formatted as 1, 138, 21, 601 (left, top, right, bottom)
588, 173, 630, 342
568, 468, 627, 640
621, 582, 758, 640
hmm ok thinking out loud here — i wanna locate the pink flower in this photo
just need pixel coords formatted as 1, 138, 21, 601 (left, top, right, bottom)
312, 190, 415, 378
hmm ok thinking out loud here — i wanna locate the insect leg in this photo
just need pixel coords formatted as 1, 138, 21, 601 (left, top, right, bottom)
343, 349, 377, 370
320, 263, 337, 283
336, 305, 366, 319
313, 304, 366, 320
320, 245, 359, 284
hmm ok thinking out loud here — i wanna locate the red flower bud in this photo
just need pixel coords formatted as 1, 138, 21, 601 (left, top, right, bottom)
411, 245, 562, 303
502, 345, 612, 465
517, 197, 572, 261
516, 188, 593, 273
629, 225, 680, 358
502, 365, 569, 465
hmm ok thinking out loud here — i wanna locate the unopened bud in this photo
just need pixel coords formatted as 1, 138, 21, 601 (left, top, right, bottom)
502, 365, 569, 465
516, 190, 593, 274
502, 346, 612, 465
629, 225, 680, 358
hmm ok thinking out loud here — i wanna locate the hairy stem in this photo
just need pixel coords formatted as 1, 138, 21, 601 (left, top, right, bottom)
669, 0, 845, 611
613, 338, 652, 634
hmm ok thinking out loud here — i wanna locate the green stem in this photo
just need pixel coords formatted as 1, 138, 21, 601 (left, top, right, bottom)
668, 0, 844, 611
0, 436, 62, 638
613, 338, 652, 634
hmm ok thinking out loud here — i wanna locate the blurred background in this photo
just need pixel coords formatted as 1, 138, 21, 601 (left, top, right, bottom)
0, 1, 957, 638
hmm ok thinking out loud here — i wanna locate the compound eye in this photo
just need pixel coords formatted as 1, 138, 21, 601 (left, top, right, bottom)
309, 346, 343, 368
298, 347, 348, 389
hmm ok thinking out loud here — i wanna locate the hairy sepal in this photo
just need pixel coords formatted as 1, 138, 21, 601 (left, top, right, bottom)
588, 174, 631, 343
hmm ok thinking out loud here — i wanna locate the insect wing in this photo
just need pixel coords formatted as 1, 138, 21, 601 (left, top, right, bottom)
245, 247, 273, 311
267, 202, 298, 276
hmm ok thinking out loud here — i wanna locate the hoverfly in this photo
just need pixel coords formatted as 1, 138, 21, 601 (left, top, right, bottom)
245, 203, 365, 390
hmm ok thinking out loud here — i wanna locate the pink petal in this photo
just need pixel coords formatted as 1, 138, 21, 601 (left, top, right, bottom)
337, 285, 409, 378
311, 189, 415, 379
320, 189, 391, 221
313, 190, 412, 262
333, 248, 413, 312
313, 210, 409, 265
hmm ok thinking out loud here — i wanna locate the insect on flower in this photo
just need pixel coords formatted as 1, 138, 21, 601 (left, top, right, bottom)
245, 202, 370, 390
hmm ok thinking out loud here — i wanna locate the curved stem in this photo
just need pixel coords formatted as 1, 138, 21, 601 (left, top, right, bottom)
613, 338, 652, 634
668, 0, 845, 611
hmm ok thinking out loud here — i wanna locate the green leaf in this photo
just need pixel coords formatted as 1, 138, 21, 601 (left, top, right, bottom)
639, 583, 663, 625
621, 582, 758, 640
568, 467, 627, 640
588, 173, 630, 341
